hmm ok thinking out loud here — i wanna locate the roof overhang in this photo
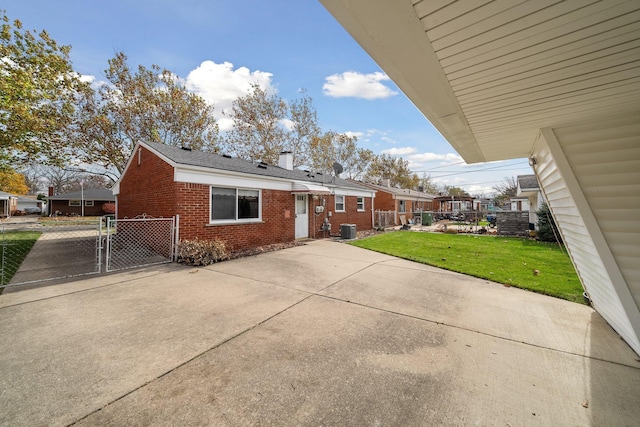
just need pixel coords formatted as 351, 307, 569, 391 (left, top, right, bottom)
292, 182, 332, 194
320, 0, 640, 163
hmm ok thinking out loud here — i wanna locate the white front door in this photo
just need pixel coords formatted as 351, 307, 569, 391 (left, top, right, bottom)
295, 194, 309, 239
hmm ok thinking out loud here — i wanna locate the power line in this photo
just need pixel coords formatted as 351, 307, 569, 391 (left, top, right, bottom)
417, 162, 530, 178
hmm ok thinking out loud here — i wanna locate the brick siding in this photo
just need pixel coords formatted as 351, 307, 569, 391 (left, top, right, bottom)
118, 146, 374, 250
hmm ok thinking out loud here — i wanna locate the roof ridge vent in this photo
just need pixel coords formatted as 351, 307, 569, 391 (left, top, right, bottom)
181, 146, 192, 151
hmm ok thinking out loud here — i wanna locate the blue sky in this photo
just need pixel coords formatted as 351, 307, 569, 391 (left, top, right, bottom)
6, 0, 532, 195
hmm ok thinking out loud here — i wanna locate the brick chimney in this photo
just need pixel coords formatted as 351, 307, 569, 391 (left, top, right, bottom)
48, 186, 55, 196
278, 151, 293, 170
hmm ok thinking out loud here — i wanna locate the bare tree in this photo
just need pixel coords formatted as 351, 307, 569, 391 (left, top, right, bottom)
493, 176, 518, 207
41, 167, 81, 195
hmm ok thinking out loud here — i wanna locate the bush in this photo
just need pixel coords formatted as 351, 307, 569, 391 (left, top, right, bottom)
536, 202, 563, 243
177, 238, 229, 266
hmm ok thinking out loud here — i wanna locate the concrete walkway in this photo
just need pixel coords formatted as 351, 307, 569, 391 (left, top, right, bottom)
0, 240, 638, 426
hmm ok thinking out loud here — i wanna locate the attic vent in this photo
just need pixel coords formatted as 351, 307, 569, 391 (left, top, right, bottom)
259, 161, 269, 166
181, 146, 192, 151
222, 154, 232, 158
257, 164, 267, 169
317, 172, 323, 175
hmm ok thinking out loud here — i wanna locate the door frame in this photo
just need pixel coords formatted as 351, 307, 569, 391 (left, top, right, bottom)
294, 194, 309, 239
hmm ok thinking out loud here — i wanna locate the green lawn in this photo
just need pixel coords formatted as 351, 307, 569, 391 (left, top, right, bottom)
1, 230, 41, 289
349, 231, 584, 304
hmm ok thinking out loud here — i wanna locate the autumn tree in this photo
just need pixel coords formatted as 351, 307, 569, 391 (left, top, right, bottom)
365, 153, 419, 189
418, 173, 441, 194
441, 186, 470, 196
221, 83, 289, 165
73, 52, 219, 177
0, 168, 28, 194
308, 131, 372, 179
287, 90, 320, 168
0, 12, 90, 170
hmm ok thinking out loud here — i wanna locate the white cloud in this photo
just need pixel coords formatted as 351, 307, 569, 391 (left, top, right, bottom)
381, 146, 416, 156
323, 71, 398, 99
185, 61, 275, 131
408, 152, 465, 164
344, 131, 364, 139
280, 118, 295, 131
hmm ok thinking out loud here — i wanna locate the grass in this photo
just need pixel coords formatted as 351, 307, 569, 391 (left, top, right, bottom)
349, 231, 584, 304
1, 230, 41, 289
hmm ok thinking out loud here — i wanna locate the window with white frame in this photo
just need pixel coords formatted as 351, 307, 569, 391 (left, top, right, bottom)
210, 187, 260, 222
357, 197, 365, 211
84, 200, 94, 206
335, 195, 345, 212
398, 199, 406, 213
69, 200, 81, 207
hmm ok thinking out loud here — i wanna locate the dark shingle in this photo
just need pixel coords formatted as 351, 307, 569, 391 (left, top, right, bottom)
517, 175, 539, 190
147, 142, 365, 190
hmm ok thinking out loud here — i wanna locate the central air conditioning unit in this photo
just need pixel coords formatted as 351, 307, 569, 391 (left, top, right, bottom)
340, 224, 356, 239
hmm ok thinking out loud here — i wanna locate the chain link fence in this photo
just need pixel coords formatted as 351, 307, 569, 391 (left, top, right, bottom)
106, 217, 176, 272
1, 218, 102, 290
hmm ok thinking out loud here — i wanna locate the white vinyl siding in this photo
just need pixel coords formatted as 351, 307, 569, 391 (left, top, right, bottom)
535, 117, 640, 355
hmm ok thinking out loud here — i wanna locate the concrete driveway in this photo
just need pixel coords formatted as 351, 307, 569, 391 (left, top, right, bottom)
1, 240, 638, 426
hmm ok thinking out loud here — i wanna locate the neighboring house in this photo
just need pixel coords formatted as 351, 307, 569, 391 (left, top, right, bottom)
16, 196, 44, 213
354, 180, 434, 225
515, 175, 545, 227
113, 142, 376, 252
509, 197, 529, 212
474, 198, 494, 212
321, 0, 640, 354
433, 195, 475, 215
0, 191, 18, 217
47, 188, 115, 216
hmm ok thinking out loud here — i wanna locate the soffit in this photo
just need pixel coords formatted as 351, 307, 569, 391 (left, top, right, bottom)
320, 0, 640, 163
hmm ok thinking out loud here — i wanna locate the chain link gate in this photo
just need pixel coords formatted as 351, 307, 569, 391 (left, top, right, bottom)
1, 218, 102, 290
1, 215, 177, 291
106, 216, 177, 272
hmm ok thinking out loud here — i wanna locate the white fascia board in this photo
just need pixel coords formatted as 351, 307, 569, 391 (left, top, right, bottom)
395, 193, 433, 202
175, 165, 292, 191
332, 187, 376, 198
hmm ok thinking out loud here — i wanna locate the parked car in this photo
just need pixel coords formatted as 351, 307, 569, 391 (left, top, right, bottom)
23, 207, 42, 214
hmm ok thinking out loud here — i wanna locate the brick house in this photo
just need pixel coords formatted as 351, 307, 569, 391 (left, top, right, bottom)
47, 188, 115, 216
113, 142, 376, 252
353, 180, 434, 225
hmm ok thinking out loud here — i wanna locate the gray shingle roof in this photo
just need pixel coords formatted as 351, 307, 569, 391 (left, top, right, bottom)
517, 174, 539, 190
47, 188, 115, 201
353, 180, 434, 200
146, 142, 368, 191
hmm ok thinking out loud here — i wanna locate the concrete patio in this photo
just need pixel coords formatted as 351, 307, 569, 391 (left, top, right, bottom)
1, 240, 638, 426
